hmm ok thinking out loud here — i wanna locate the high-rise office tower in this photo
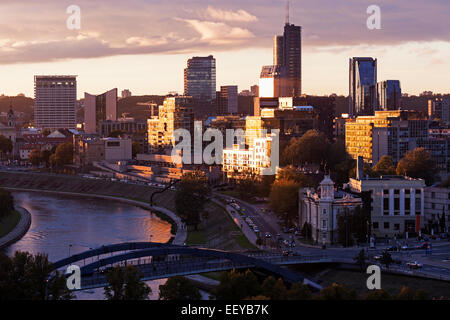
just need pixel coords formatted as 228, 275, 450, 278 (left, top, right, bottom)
217, 86, 238, 115
84, 88, 118, 134
377, 80, 401, 111
184, 55, 216, 101
272, 5, 302, 97
34, 75, 77, 129
349, 57, 377, 117
428, 97, 450, 123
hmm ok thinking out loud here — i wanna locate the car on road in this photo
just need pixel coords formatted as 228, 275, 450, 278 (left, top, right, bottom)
386, 246, 398, 252
265, 232, 272, 238
406, 261, 423, 269
401, 244, 409, 251
282, 250, 294, 256
373, 255, 382, 261
282, 239, 289, 246
253, 226, 259, 233
416, 242, 429, 250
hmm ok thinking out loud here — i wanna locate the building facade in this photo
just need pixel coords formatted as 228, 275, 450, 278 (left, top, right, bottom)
349, 57, 377, 117
299, 176, 362, 244
84, 88, 118, 134
424, 186, 450, 234
428, 98, 450, 124
348, 174, 426, 238
377, 80, 401, 111
34, 75, 77, 129
217, 86, 238, 115
147, 96, 194, 150
184, 56, 216, 102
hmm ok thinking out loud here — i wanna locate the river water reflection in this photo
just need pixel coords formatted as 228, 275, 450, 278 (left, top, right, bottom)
4, 191, 174, 300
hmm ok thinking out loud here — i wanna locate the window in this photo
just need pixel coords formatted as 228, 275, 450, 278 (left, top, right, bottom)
322, 220, 327, 229
373, 222, 379, 229
432, 192, 435, 199
384, 222, 390, 229
394, 189, 400, 195
323, 209, 327, 215
383, 189, 389, 195
405, 189, 410, 195
394, 224, 400, 231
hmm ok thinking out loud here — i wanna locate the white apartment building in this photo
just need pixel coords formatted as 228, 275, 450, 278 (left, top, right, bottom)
222, 134, 274, 178
34, 75, 77, 129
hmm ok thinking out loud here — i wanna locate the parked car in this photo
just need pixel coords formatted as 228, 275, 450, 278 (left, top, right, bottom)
416, 242, 429, 250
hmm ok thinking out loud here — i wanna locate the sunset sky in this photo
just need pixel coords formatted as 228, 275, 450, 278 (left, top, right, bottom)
0, 0, 449, 98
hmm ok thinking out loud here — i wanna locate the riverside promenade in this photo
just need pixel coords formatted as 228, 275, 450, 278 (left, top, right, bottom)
0, 207, 31, 250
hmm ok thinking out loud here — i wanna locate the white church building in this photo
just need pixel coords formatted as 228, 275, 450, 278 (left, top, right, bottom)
299, 175, 362, 245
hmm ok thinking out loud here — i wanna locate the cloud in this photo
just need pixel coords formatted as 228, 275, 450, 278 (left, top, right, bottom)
204, 6, 258, 22
181, 19, 254, 45
0, 0, 448, 65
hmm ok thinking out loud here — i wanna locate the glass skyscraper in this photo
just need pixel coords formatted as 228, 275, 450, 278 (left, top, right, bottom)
349, 57, 377, 116
184, 55, 216, 102
273, 23, 302, 97
377, 80, 401, 110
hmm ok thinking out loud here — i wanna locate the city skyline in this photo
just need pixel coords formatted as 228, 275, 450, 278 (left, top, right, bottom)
0, 0, 449, 97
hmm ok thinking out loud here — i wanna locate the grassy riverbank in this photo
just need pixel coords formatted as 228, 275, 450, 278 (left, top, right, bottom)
0, 210, 21, 238
0, 171, 254, 251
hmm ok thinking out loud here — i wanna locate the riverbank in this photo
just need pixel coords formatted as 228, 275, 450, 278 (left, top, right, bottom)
2, 187, 187, 246
0, 207, 31, 250
0, 171, 254, 251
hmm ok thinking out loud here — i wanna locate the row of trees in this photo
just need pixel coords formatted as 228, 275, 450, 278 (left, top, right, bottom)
280, 129, 438, 186
28, 143, 74, 167
212, 269, 431, 300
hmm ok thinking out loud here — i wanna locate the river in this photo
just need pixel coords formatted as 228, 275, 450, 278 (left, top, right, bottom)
3, 191, 174, 300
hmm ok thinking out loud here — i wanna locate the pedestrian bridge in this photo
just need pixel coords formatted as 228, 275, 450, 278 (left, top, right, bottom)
52, 242, 330, 291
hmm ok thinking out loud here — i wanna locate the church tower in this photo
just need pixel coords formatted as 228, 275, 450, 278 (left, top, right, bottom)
7, 103, 15, 128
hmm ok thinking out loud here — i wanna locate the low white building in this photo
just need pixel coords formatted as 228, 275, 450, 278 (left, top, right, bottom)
222, 134, 274, 178
299, 176, 362, 245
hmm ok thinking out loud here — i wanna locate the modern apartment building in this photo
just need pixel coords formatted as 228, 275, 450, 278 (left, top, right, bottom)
184, 56, 216, 102
349, 58, 377, 117
34, 75, 77, 129
147, 96, 194, 150
84, 88, 118, 134
222, 134, 275, 178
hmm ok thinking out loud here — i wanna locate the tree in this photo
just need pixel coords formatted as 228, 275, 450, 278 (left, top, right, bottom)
42, 129, 51, 137
373, 155, 396, 176
281, 130, 330, 166
380, 250, 393, 269
287, 282, 312, 300
395, 286, 415, 300
175, 171, 211, 230
159, 276, 201, 300
0, 187, 14, 219
213, 269, 261, 300
364, 289, 391, 300
40, 149, 53, 168
132, 141, 142, 158
261, 276, 288, 300
316, 283, 357, 300
0, 135, 13, 159
104, 265, 151, 300
353, 249, 367, 272
396, 148, 436, 185
0, 251, 73, 300
269, 179, 300, 226
28, 149, 41, 166
53, 143, 73, 166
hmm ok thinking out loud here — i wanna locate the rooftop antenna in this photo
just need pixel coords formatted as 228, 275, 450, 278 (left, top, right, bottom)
285, 0, 290, 25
